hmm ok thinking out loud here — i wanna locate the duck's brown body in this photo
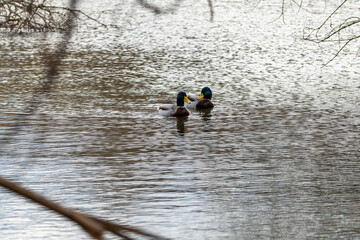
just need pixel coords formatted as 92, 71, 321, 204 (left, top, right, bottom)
173, 106, 190, 117
196, 99, 214, 109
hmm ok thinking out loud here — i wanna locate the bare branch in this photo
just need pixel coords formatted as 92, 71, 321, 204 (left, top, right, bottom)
316, 0, 349, 33
0, 0, 108, 32
46, 5, 109, 29
293, 0, 359, 64
323, 35, 360, 66
323, 17, 360, 42
271, 0, 286, 24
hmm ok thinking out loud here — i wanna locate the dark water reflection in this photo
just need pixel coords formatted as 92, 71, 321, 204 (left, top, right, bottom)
1, 0, 360, 239
176, 117, 188, 136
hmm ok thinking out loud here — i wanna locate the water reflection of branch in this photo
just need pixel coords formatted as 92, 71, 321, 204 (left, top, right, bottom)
0, 0, 78, 149
1, 0, 168, 239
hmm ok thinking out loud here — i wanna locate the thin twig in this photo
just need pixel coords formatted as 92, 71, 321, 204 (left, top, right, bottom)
323, 35, 360, 66
45, 5, 108, 29
301, 0, 359, 65
0, 0, 109, 32
317, 0, 349, 34
271, 0, 286, 24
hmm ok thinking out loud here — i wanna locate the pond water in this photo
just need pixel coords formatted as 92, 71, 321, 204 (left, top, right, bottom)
1, 0, 359, 239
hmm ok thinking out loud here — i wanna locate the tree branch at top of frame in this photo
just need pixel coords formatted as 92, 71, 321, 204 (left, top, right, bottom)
0, 0, 107, 33
273, 0, 359, 65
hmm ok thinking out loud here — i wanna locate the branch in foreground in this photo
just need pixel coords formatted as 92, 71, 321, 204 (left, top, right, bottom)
0, 176, 169, 240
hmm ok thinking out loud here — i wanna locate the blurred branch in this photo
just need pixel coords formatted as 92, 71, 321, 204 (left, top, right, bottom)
136, 0, 183, 14
136, 0, 162, 14
0, 176, 104, 239
136, 0, 214, 21
0, 176, 168, 240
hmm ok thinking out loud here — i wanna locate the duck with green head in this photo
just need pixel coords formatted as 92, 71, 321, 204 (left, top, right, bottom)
158, 91, 191, 117
186, 87, 214, 109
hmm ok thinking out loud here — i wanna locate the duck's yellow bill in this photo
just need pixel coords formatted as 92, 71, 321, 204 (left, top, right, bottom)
184, 96, 191, 104
198, 93, 204, 100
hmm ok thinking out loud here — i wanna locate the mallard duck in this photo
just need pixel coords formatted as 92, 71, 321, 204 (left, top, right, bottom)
158, 91, 191, 117
186, 87, 214, 109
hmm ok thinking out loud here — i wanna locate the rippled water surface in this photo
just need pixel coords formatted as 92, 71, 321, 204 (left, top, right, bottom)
1, 0, 360, 239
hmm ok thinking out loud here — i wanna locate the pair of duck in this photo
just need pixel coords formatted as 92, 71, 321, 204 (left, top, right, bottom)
158, 87, 214, 117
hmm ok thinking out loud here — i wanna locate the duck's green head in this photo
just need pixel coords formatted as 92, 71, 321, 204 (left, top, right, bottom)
177, 91, 190, 106
198, 87, 212, 100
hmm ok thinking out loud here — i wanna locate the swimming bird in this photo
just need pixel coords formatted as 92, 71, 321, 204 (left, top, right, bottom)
186, 87, 214, 109
158, 91, 191, 117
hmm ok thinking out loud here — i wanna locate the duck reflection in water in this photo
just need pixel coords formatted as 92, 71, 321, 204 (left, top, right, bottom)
197, 108, 213, 132
176, 116, 188, 136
